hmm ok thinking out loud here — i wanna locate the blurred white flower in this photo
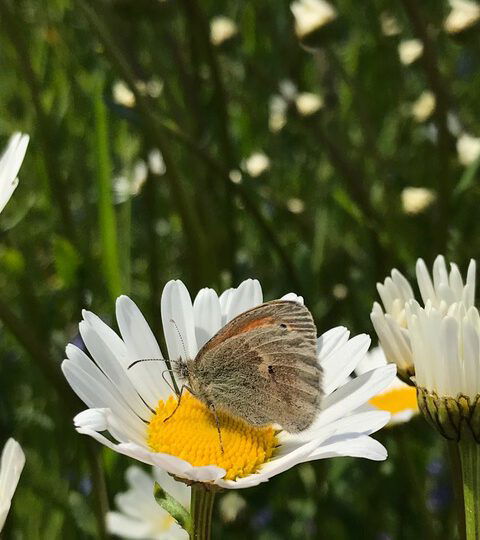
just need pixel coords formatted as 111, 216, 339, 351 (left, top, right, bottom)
444, 0, 480, 34
243, 152, 270, 177
0, 439, 25, 532
332, 283, 348, 300
279, 79, 298, 101
457, 133, 480, 166
296, 92, 324, 116
290, 0, 337, 40
145, 79, 163, 99
411, 91, 436, 122
401, 187, 436, 215
286, 198, 305, 214
229, 169, 242, 184
380, 12, 402, 36
210, 16, 238, 46
398, 39, 423, 65
64, 279, 395, 490
0, 133, 28, 214
148, 149, 166, 176
269, 95, 288, 133
107, 466, 189, 539
219, 492, 246, 523
356, 347, 418, 425
113, 81, 136, 108
113, 161, 148, 203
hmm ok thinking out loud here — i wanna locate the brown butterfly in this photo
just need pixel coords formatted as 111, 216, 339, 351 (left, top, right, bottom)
172, 299, 322, 434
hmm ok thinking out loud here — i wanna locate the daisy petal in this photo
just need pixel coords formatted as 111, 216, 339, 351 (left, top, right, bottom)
193, 288, 222, 349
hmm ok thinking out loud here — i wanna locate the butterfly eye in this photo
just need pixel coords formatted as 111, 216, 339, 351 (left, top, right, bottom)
280, 323, 287, 329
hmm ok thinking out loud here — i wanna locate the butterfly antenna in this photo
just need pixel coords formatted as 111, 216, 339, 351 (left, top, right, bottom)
161, 369, 177, 394
169, 318, 189, 359
128, 357, 166, 370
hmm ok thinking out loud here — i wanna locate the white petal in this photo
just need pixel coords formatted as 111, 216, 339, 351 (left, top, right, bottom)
224, 279, 263, 323
193, 288, 222, 349
280, 293, 304, 304
0, 133, 29, 214
0, 439, 25, 502
318, 365, 397, 427
116, 296, 171, 404
161, 281, 198, 360
317, 327, 350, 360
322, 334, 371, 395
466, 259, 476, 307
79, 321, 153, 419
416, 258, 436, 305
62, 361, 147, 443
74, 408, 109, 431
307, 434, 387, 461
0, 438, 25, 531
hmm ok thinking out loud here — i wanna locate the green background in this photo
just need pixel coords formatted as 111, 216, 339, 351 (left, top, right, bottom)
1, 0, 479, 537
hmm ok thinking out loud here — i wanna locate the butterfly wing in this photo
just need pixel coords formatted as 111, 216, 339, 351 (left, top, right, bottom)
191, 300, 321, 432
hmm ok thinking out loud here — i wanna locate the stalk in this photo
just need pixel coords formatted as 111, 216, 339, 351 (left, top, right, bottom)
189, 484, 216, 540
458, 437, 480, 540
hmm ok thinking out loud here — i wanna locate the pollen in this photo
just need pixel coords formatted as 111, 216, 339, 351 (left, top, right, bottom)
147, 392, 278, 481
369, 386, 418, 415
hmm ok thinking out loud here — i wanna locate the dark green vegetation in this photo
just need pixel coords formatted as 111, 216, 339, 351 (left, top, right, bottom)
1, 0, 479, 537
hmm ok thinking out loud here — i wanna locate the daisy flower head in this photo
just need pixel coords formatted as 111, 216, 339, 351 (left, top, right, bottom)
107, 466, 189, 539
371, 255, 475, 381
0, 133, 29, 214
63, 279, 396, 490
356, 347, 418, 425
372, 256, 480, 441
0, 439, 26, 532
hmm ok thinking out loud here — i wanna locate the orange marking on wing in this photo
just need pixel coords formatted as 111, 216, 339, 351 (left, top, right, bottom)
199, 316, 276, 353
237, 316, 275, 334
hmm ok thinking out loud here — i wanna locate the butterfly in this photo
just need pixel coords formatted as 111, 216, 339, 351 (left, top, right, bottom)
171, 299, 322, 434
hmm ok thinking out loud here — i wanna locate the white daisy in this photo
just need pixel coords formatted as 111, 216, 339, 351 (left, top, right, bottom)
0, 439, 26, 532
401, 187, 436, 215
0, 133, 29, 214
242, 152, 270, 177
356, 347, 418, 425
107, 466, 189, 539
63, 279, 396, 489
406, 300, 480, 400
444, 0, 480, 34
398, 39, 423, 66
290, 0, 337, 40
210, 16, 238, 47
371, 255, 475, 378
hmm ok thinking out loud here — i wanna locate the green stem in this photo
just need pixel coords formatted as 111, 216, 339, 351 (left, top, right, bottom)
190, 484, 216, 540
458, 437, 480, 540
448, 441, 467, 540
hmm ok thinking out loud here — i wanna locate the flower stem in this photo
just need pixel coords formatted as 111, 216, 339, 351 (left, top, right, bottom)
458, 437, 480, 540
190, 484, 216, 540
448, 441, 467, 540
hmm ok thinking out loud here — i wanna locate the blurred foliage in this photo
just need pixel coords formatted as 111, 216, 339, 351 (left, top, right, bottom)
0, 0, 479, 538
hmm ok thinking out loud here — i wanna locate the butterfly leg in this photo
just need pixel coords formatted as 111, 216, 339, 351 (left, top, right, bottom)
163, 385, 194, 423
209, 402, 224, 454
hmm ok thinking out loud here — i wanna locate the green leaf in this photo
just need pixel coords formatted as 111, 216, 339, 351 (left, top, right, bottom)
153, 481, 192, 534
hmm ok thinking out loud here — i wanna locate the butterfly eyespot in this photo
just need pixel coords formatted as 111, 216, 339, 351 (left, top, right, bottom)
279, 323, 287, 329
268, 365, 274, 374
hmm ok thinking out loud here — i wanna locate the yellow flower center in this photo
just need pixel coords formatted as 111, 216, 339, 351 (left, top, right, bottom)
147, 392, 277, 480
369, 386, 418, 415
